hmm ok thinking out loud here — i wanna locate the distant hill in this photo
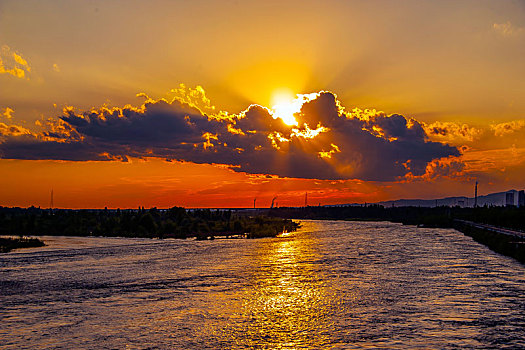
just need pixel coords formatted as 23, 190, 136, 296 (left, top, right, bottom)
376, 190, 523, 208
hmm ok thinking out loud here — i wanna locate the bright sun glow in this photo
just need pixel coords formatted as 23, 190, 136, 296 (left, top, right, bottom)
271, 89, 321, 126
270, 89, 300, 126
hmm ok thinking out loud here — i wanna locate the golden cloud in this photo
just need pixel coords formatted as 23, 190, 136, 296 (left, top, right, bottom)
0, 45, 31, 79
2, 107, 14, 120
423, 121, 483, 144
0, 122, 33, 137
491, 120, 525, 137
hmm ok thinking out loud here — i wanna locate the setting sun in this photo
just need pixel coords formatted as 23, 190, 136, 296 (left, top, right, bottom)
270, 89, 300, 126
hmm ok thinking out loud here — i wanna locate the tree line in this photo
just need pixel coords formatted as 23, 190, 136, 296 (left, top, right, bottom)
0, 206, 299, 240
268, 205, 525, 232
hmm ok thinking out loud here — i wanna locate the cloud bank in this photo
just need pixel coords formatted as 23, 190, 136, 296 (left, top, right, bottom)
0, 87, 460, 181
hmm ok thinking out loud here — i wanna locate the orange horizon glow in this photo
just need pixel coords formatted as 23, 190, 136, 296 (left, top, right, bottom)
0, 157, 385, 209
2, 2, 525, 208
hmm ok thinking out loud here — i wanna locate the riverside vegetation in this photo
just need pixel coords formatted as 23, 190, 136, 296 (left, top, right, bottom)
269, 205, 525, 231
0, 206, 299, 241
0, 236, 45, 253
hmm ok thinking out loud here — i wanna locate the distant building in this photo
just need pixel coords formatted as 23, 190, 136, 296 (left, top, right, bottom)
505, 191, 515, 207
519, 190, 525, 207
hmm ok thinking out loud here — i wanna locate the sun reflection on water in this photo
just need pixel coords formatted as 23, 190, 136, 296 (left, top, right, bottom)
3, 221, 525, 348
230, 228, 335, 348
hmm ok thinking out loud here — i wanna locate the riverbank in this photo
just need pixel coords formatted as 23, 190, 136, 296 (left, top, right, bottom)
453, 220, 525, 264
0, 236, 45, 253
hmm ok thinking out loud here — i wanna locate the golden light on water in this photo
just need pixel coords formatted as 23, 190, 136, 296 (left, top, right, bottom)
234, 224, 335, 348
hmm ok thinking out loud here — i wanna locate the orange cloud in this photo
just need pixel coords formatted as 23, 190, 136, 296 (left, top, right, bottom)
423, 121, 483, 144
0, 45, 31, 79
2, 107, 14, 120
35, 117, 84, 142
0, 108, 33, 138
403, 156, 467, 182
490, 120, 525, 137
0, 122, 33, 137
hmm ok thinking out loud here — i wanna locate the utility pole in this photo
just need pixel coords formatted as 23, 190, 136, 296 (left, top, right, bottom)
50, 188, 54, 213
474, 180, 478, 208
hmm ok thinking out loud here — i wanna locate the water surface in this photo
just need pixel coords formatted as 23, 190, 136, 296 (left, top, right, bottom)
1, 220, 524, 349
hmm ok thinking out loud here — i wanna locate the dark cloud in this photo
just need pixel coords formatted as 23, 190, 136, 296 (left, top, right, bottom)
0, 91, 460, 181
0, 134, 115, 161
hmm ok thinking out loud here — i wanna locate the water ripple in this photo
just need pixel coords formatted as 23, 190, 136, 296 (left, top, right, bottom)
1, 220, 523, 349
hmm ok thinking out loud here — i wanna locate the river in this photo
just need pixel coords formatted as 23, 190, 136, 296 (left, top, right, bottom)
1, 220, 524, 349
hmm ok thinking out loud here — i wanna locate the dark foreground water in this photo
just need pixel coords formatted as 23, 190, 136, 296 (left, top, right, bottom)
1, 220, 524, 349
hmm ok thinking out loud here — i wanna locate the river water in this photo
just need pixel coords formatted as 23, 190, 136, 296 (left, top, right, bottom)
1, 220, 524, 349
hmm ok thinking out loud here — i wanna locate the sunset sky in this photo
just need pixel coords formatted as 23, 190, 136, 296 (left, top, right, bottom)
1, 0, 525, 208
